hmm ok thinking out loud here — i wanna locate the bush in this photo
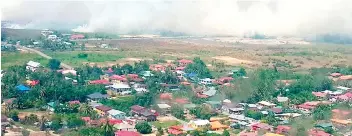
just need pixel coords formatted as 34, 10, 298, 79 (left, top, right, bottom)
135, 121, 152, 134
9, 110, 19, 121
78, 53, 88, 58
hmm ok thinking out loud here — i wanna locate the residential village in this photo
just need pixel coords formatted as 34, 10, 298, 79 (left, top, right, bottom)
1, 54, 352, 136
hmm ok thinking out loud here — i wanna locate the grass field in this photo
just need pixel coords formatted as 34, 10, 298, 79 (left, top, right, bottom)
151, 120, 180, 128
1, 52, 48, 69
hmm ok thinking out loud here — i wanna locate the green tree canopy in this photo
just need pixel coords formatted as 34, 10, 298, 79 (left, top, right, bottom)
48, 59, 61, 70
135, 121, 152, 134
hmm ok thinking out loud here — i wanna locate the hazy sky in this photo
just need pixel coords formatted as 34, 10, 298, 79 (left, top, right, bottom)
1, 0, 352, 36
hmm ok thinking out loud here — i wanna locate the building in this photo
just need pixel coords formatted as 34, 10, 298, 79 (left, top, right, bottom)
157, 104, 171, 115
26, 61, 40, 71
178, 59, 193, 66
47, 35, 58, 40
308, 129, 331, 136
108, 109, 126, 120
257, 101, 276, 108
16, 84, 31, 92
109, 83, 131, 95
87, 92, 109, 101
210, 121, 228, 130
276, 125, 291, 135
189, 120, 210, 130
200, 78, 213, 85
70, 34, 85, 40
115, 131, 141, 136
214, 77, 233, 85
89, 79, 110, 85
95, 105, 112, 116
251, 123, 273, 131
130, 105, 157, 121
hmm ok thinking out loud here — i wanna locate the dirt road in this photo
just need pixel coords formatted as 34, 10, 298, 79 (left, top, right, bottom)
16, 46, 74, 70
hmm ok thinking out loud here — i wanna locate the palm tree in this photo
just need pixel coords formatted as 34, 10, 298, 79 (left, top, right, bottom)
79, 103, 93, 116
101, 119, 114, 136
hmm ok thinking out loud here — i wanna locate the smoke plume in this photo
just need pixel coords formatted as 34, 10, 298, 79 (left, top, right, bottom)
2, 0, 352, 37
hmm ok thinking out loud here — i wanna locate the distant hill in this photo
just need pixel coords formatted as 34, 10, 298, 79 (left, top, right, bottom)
1, 28, 42, 41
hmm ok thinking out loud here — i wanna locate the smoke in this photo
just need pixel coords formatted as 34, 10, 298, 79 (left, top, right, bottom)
2, 0, 352, 37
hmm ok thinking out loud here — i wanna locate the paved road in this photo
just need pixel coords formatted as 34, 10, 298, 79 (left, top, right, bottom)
16, 46, 74, 70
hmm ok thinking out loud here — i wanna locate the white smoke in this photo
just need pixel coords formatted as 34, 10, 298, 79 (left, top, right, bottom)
2, 0, 352, 37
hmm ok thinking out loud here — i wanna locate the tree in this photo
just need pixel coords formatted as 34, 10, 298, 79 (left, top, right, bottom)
121, 64, 133, 74
190, 105, 217, 120
48, 59, 61, 70
171, 105, 185, 119
50, 115, 62, 131
79, 127, 103, 136
157, 126, 164, 135
185, 57, 212, 78
67, 115, 85, 128
101, 119, 114, 136
313, 105, 331, 120
39, 115, 47, 131
79, 103, 94, 116
223, 129, 230, 136
9, 110, 19, 121
135, 121, 152, 134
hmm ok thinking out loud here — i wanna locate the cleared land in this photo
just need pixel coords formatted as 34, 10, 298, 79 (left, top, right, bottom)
1, 52, 48, 69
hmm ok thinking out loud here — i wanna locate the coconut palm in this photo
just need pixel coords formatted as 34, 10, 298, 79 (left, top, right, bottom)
79, 103, 93, 116
101, 119, 114, 136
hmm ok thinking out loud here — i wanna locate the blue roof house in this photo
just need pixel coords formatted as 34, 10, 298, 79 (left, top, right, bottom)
16, 84, 31, 92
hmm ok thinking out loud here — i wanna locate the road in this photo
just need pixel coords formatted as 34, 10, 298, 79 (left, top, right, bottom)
16, 46, 74, 70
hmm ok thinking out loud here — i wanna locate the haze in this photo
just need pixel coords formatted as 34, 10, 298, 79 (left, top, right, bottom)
2, 0, 352, 37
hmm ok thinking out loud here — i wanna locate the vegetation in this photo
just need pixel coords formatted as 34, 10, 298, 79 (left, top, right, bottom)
171, 105, 185, 120
135, 121, 152, 134
48, 59, 61, 70
185, 57, 212, 78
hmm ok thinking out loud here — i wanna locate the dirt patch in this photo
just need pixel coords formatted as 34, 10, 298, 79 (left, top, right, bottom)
212, 56, 255, 65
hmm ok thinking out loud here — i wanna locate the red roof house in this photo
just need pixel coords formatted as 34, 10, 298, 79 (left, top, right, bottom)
69, 100, 80, 105
160, 93, 173, 100
115, 131, 141, 136
95, 105, 112, 112
81, 117, 91, 123
330, 73, 342, 77
312, 92, 328, 98
308, 129, 331, 136
150, 64, 166, 71
70, 34, 85, 40
176, 67, 186, 71
178, 59, 193, 66
174, 98, 189, 104
89, 79, 110, 85
168, 126, 184, 135
251, 123, 273, 131
276, 125, 291, 134
215, 77, 233, 85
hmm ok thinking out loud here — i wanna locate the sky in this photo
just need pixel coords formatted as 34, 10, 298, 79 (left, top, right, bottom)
1, 0, 352, 37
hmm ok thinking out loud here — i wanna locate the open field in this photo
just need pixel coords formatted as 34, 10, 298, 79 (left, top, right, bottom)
1, 52, 48, 69
2, 38, 352, 72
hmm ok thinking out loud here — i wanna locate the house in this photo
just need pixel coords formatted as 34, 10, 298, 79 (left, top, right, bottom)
115, 131, 141, 136
150, 64, 166, 71
297, 101, 331, 111
95, 105, 112, 116
312, 92, 328, 99
221, 102, 241, 114
26, 80, 39, 86
251, 123, 273, 131
61, 70, 77, 75
329, 73, 342, 78
330, 119, 352, 126
331, 109, 351, 120
189, 120, 210, 130
160, 93, 173, 100
108, 109, 126, 120
160, 84, 180, 91
89, 79, 110, 85
140, 71, 154, 77
276, 80, 295, 86
210, 121, 228, 130
87, 92, 109, 101
133, 84, 148, 93
176, 70, 185, 77
174, 98, 189, 104
16, 84, 31, 92
47, 35, 57, 40
26, 61, 40, 71
276, 113, 301, 120
308, 129, 331, 136
276, 125, 291, 134
70, 34, 85, 40
2, 115, 9, 127
205, 101, 222, 110
178, 59, 193, 66
277, 96, 289, 103
265, 133, 284, 136
69, 100, 80, 105
200, 78, 213, 85
175, 67, 186, 71
200, 87, 217, 97
270, 107, 283, 114
315, 123, 333, 130
168, 126, 185, 135
47, 102, 55, 112
258, 101, 276, 108
339, 75, 352, 81
109, 83, 131, 95
157, 104, 171, 115
114, 123, 136, 131
336, 86, 351, 92
130, 105, 157, 121
214, 77, 233, 85
239, 132, 257, 136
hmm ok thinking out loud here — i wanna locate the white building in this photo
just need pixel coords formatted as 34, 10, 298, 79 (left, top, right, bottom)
47, 35, 58, 40
109, 83, 131, 95
108, 109, 126, 120
200, 78, 213, 85
26, 61, 40, 71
